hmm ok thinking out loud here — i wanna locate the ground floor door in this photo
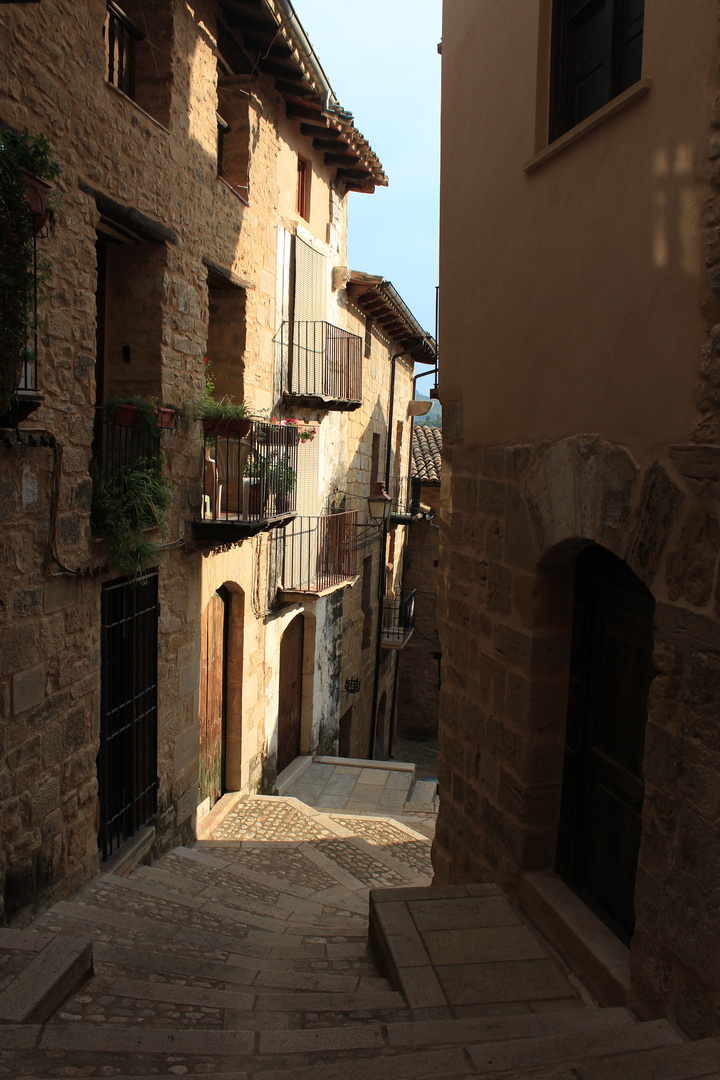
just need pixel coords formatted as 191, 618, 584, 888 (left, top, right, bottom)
200, 587, 228, 807
557, 545, 655, 943
277, 614, 304, 775
98, 573, 159, 860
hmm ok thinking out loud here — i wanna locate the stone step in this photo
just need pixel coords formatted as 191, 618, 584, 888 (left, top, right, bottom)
406, 779, 438, 811
74, 972, 406, 1018
92, 940, 390, 992
0, 933, 92, 1024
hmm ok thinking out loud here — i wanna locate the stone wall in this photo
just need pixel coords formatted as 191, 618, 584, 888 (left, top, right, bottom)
397, 482, 441, 740
435, 408, 720, 1036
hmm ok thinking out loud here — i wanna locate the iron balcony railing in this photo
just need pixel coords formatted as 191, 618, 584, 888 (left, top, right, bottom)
201, 420, 298, 524
281, 320, 362, 403
382, 589, 416, 647
92, 406, 159, 486
389, 475, 423, 518
276, 509, 358, 593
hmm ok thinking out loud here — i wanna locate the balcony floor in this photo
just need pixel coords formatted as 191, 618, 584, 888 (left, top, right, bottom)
192, 511, 296, 545
283, 391, 362, 412
277, 573, 359, 603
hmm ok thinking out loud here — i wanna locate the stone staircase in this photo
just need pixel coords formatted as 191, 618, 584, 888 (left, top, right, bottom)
0, 795, 716, 1079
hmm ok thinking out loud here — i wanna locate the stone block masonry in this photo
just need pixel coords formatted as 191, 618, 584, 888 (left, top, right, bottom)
435, 413, 720, 1037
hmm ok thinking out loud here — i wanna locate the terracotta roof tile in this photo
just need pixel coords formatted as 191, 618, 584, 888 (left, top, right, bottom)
412, 426, 442, 484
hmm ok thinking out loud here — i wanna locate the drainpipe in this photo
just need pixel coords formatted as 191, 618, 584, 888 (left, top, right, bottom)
273, 0, 337, 114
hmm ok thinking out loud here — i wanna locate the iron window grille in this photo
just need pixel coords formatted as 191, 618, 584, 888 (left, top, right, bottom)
105, 1, 144, 99
98, 571, 159, 860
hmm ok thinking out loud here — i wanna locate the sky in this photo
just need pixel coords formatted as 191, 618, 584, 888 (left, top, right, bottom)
293, 0, 442, 389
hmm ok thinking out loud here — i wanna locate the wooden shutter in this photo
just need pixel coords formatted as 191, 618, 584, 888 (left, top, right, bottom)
294, 236, 326, 324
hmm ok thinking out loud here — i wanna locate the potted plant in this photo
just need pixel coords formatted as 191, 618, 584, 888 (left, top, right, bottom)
0, 128, 60, 421
91, 454, 175, 581
268, 453, 296, 513
195, 396, 254, 438
1, 128, 62, 234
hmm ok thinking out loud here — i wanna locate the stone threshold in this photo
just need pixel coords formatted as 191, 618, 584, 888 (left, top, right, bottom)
516, 869, 630, 1007
101, 824, 155, 879
316, 755, 416, 773
0, 933, 92, 1024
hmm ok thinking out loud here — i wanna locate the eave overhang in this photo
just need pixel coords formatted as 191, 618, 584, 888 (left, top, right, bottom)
346, 272, 437, 364
217, 0, 387, 193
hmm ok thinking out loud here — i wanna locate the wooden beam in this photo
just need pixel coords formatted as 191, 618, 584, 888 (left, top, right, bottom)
302, 123, 339, 139
79, 180, 178, 245
258, 58, 304, 81
335, 167, 372, 182
325, 152, 361, 167
276, 79, 315, 100
286, 102, 324, 121
313, 138, 343, 151
241, 34, 292, 59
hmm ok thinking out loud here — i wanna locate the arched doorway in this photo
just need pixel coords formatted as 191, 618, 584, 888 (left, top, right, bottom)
557, 545, 655, 943
277, 614, 304, 775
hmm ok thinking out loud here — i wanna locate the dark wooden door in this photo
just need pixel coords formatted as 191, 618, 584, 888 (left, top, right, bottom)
557, 545, 654, 943
278, 614, 303, 775
200, 588, 227, 806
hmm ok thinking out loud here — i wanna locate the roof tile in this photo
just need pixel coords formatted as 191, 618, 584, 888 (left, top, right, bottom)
412, 426, 442, 484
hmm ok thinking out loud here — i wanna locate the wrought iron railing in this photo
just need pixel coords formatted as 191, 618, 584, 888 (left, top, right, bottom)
389, 475, 423, 517
92, 406, 158, 486
382, 589, 416, 646
201, 420, 298, 524
276, 509, 358, 593
281, 320, 362, 403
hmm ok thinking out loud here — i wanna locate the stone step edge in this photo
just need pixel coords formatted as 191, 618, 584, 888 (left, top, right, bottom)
0, 934, 93, 1025
29, 1012, 682, 1059
248, 794, 433, 844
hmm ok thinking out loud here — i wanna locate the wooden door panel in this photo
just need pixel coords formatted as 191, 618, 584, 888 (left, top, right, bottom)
278, 615, 303, 775
558, 545, 654, 943
200, 590, 225, 806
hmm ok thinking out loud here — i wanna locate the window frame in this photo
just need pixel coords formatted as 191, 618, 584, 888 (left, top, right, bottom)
105, 1, 145, 100
549, 0, 644, 143
296, 154, 310, 221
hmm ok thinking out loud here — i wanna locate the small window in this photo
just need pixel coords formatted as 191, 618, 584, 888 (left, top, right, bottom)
296, 155, 310, 220
364, 315, 372, 359
550, 0, 644, 142
361, 555, 373, 650
105, 1, 144, 99
216, 114, 230, 178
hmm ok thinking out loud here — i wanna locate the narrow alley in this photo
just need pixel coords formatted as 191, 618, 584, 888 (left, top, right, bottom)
0, 768, 715, 1078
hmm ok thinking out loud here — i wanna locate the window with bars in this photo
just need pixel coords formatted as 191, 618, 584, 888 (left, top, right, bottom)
550, 0, 644, 142
364, 315, 372, 359
105, 2, 143, 100
97, 573, 159, 860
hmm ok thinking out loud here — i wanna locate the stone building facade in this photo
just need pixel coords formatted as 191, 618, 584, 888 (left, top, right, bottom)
437, 0, 720, 1041
0, 0, 431, 920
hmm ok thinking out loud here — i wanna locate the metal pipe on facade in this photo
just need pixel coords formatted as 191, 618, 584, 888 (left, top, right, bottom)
273, 0, 336, 113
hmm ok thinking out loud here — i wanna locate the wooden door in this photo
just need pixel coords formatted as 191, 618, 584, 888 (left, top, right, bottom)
557, 545, 654, 943
277, 614, 303, 775
200, 588, 227, 806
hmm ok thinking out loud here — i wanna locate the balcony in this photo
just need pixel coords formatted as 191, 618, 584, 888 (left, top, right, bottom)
389, 476, 426, 522
276, 509, 358, 601
382, 589, 416, 650
280, 321, 362, 410
192, 421, 298, 544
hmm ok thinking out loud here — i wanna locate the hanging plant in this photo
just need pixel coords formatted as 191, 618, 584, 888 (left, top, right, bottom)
0, 128, 61, 417
90, 455, 175, 581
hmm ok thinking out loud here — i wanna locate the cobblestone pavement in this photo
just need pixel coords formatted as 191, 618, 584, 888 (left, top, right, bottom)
0, 792, 712, 1078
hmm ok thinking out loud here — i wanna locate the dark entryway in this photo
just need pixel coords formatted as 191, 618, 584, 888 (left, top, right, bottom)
277, 614, 304, 775
200, 587, 228, 807
557, 545, 655, 944
98, 573, 159, 860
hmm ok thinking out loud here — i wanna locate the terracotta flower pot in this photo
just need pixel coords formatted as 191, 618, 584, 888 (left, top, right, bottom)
202, 417, 252, 439
21, 170, 52, 235
154, 407, 177, 430
113, 404, 137, 427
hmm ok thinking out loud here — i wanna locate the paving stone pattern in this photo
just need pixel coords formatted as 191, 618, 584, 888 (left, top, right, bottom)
0, 790, 715, 1078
